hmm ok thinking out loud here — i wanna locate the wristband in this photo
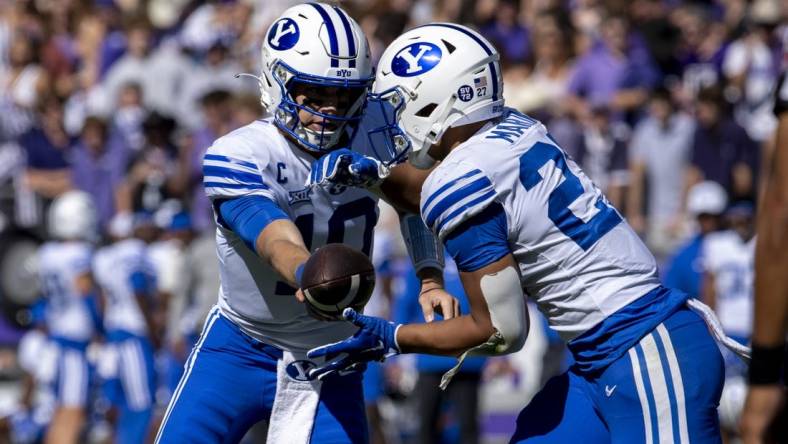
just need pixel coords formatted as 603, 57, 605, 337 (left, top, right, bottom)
400, 214, 445, 273
748, 343, 787, 385
295, 263, 306, 288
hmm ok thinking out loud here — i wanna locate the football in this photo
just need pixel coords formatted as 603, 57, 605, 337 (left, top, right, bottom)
301, 244, 376, 320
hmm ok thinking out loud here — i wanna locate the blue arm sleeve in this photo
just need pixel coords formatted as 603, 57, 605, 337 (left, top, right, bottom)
130, 271, 153, 296
84, 293, 105, 335
218, 195, 290, 252
30, 298, 47, 328
443, 202, 510, 273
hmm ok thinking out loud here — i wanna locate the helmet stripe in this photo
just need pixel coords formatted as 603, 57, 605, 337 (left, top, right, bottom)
308, 3, 340, 68
333, 6, 357, 68
419, 23, 499, 102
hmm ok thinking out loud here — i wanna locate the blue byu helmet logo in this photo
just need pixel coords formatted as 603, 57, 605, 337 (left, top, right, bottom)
391, 43, 442, 77
268, 18, 300, 50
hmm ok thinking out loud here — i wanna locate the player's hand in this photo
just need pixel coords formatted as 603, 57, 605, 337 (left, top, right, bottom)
306, 308, 400, 380
307, 148, 390, 189
740, 385, 786, 444
419, 287, 460, 322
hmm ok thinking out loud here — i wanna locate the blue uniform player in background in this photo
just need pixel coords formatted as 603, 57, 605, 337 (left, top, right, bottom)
156, 4, 455, 443
307, 23, 750, 443
93, 214, 160, 444
37, 191, 101, 444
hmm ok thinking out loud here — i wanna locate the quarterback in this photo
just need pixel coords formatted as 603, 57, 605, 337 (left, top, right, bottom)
156, 4, 452, 443
308, 23, 749, 443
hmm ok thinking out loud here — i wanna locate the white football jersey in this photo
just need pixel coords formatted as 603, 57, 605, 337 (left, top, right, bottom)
702, 231, 755, 338
37, 241, 95, 342
203, 118, 380, 352
93, 238, 156, 336
421, 108, 660, 341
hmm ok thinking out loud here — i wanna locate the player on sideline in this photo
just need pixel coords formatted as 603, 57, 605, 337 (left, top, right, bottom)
93, 214, 160, 444
37, 191, 100, 444
306, 23, 748, 443
155, 4, 453, 443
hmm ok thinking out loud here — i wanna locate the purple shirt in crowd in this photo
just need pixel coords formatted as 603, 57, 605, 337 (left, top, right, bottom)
19, 128, 72, 170
691, 118, 758, 194
567, 39, 659, 106
71, 134, 131, 230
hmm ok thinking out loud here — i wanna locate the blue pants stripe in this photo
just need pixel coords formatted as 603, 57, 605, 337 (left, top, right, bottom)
155, 306, 221, 443
653, 329, 681, 443
635, 343, 661, 443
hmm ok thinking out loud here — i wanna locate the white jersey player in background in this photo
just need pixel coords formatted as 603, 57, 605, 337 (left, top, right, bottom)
306, 23, 750, 443
701, 202, 756, 440
93, 213, 160, 444
36, 191, 100, 444
156, 4, 454, 443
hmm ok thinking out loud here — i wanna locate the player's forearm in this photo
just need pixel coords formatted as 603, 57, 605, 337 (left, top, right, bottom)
752, 113, 788, 347
380, 162, 434, 214
260, 238, 310, 288
396, 314, 495, 356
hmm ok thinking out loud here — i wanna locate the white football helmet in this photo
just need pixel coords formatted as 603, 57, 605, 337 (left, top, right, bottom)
48, 190, 98, 242
259, 3, 374, 153
365, 23, 504, 169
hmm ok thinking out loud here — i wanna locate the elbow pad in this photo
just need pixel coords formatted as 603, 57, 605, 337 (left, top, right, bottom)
400, 213, 444, 273
479, 265, 528, 354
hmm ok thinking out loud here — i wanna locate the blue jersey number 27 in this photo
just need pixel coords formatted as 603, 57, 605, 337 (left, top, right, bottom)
519, 142, 621, 250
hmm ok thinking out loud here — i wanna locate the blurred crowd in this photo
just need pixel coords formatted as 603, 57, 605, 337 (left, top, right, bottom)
0, 0, 783, 443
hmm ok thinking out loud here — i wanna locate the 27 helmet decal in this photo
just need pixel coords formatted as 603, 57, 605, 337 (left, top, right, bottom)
267, 18, 300, 50
391, 43, 442, 77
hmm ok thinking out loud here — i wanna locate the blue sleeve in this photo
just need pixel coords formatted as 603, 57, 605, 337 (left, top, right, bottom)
443, 202, 510, 273
130, 271, 153, 296
84, 293, 105, 335
218, 195, 290, 251
30, 298, 47, 328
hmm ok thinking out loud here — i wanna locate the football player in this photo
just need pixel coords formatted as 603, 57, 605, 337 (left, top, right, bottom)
93, 213, 160, 444
36, 191, 100, 444
155, 4, 453, 443
702, 202, 756, 440
306, 23, 749, 443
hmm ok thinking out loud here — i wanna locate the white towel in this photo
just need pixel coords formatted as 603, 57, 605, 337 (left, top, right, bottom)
266, 350, 323, 444
687, 298, 752, 361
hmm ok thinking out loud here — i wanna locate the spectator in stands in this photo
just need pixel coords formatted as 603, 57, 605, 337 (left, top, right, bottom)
480, 0, 530, 66
722, 12, 780, 143
176, 39, 246, 129
566, 12, 659, 121
684, 86, 759, 204
20, 92, 73, 206
662, 181, 727, 298
111, 82, 146, 153
574, 104, 630, 209
98, 16, 155, 115
505, 10, 574, 115
116, 112, 180, 215
71, 116, 131, 232
0, 30, 46, 141
628, 88, 695, 258
672, 5, 730, 102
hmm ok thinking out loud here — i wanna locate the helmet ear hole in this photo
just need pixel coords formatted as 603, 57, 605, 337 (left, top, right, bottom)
415, 103, 438, 117
441, 39, 456, 54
